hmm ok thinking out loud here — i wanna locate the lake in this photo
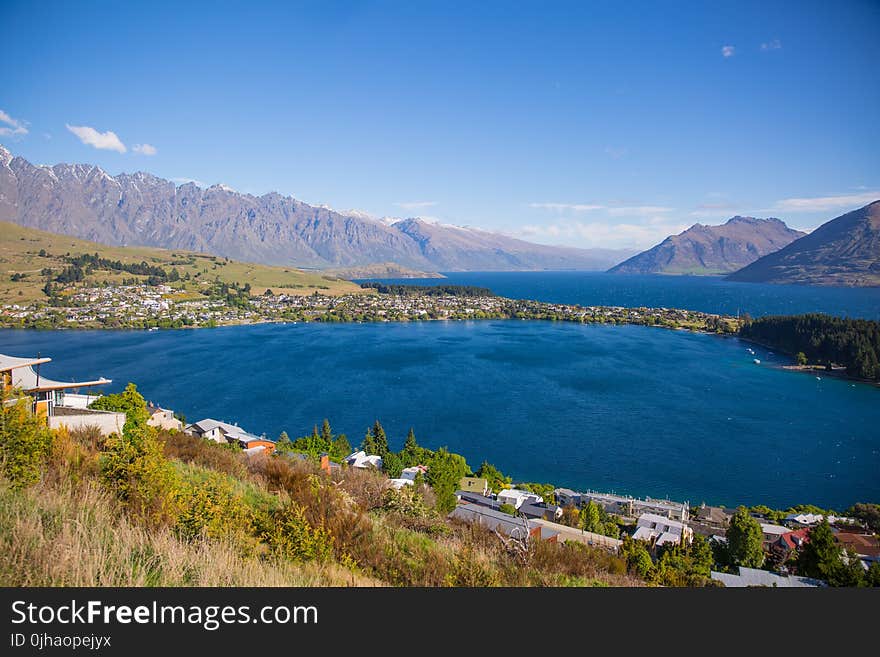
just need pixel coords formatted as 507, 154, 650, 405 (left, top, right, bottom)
359, 271, 880, 319
2, 313, 878, 510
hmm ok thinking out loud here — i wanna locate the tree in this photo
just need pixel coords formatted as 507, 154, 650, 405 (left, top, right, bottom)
361, 420, 389, 457
426, 447, 469, 513
320, 419, 333, 446
726, 506, 765, 568
798, 519, 840, 581
330, 433, 351, 460
475, 461, 511, 493
581, 501, 603, 534
796, 351, 808, 366
382, 452, 403, 479
499, 503, 518, 516
620, 535, 654, 580
845, 503, 880, 533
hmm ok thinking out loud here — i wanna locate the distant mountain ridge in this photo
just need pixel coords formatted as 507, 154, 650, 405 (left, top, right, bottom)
608, 215, 805, 275
727, 201, 880, 287
0, 145, 633, 272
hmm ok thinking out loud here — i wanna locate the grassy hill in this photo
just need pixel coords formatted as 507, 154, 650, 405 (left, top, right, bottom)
0, 220, 364, 304
0, 385, 643, 587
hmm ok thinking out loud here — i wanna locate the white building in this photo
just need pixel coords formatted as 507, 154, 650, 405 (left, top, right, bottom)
344, 450, 384, 470
497, 489, 543, 510
632, 512, 693, 546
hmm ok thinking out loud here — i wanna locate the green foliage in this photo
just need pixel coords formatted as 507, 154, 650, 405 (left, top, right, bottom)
726, 507, 765, 568
845, 503, 880, 533
620, 535, 654, 579
796, 351, 808, 366
382, 452, 403, 478
797, 519, 840, 581
174, 469, 254, 545
99, 383, 177, 523
0, 387, 54, 488
262, 502, 334, 563
518, 482, 555, 502
361, 420, 389, 458
426, 447, 470, 513
89, 383, 150, 428
286, 419, 350, 460
475, 461, 511, 494
739, 314, 880, 380
579, 500, 620, 538
499, 503, 518, 516
655, 534, 715, 586
382, 485, 433, 519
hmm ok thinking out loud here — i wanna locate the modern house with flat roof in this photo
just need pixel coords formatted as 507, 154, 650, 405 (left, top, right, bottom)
184, 418, 275, 453
0, 353, 122, 435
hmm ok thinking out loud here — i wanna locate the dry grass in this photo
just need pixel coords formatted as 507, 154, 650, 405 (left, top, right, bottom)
3, 426, 644, 588
0, 477, 379, 586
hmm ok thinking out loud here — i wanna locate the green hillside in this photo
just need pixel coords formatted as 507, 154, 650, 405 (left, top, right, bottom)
0, 220, 364, 304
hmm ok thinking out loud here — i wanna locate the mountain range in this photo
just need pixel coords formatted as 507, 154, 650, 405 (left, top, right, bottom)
608, 216, 806, 275
0, 146, 632, 272
728, 201, 880, 286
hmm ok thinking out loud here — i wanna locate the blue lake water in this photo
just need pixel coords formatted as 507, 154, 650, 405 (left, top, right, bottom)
2, 316, 878, 510
360, 271, 880, 319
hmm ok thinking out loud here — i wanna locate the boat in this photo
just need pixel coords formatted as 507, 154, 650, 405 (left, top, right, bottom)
753, 358, 761, 364
148, 327, 159, 332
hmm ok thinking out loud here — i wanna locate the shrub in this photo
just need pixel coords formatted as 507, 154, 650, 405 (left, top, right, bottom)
0, 388, 54, 489
263, 502, 334, 563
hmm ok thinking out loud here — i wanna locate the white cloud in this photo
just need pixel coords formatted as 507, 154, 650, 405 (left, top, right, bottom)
394, 200, 437, 210
772, 192, 880, 213
514, 218, 691, 250
761, 39, 782, 51
605, 205, 674, 217
529, 202, 605, 212
133, 143, 157, 156
0, 109, 29, 137
65, 124, 127, 153
721, 45, 736, 58
604, 146, 628, 160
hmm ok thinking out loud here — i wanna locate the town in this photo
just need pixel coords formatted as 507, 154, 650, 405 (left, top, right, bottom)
2, 349, 877, 588
0, 281, 740, 334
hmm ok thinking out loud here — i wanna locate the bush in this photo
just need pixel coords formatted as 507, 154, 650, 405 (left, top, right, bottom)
0, 388, 55, 489
262, 502, 334, 563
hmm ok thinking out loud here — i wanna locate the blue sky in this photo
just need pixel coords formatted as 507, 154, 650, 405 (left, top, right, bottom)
1, 0, 878, 249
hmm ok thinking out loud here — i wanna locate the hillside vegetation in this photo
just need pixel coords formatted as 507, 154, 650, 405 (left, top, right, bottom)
0, 384, 643, 587
0, 220, 363, 304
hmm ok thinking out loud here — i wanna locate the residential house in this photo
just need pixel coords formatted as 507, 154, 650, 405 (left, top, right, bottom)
459, 477, 489, 496
771, 528, 810, 563
344, 450, 383, 470
184, 418, 275, 453
519, 502, 564, 521
785, 513, 857, 528
554, 488, 582, 508
694, 504, 731, 529
455, 491, 501, 511
711, 567, 824, 588
834, 531, 880, 567
497, 489, 543, 509
632, 513, 693, 547
448, 503, 558, 542
146, 403, 183, 432
760, 523, 792, 544
0, 353, 122, 436
528, 517, 622, 552
389, 465, 428, 489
